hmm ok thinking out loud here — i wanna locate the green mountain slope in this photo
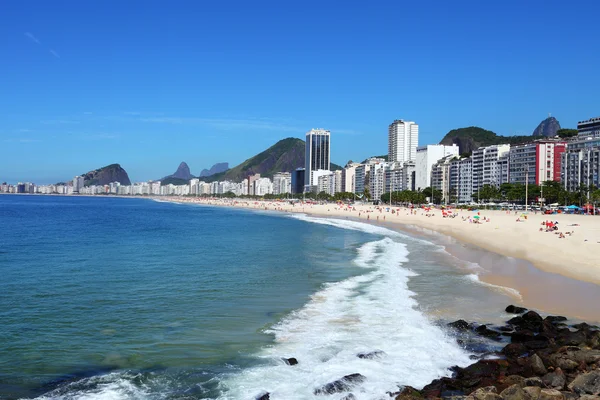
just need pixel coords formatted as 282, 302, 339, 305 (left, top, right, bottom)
439, 127, 532, 155
203, 137, 341, 182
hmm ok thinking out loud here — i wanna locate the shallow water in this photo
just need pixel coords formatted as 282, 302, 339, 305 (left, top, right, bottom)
0, 196, 550, 400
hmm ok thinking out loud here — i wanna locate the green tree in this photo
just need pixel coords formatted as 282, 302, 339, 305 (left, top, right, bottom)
363, 187, 371, 201
556, 129, 578, 139
478, 184, 500, 202
422, 187, 442, 204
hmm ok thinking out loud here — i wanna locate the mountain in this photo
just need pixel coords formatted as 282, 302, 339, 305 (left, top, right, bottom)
202, 137, 342, 182
439, 127, 532, 155
170, 162, 193, 180
199, 162, 229, 177
532, 116, 561, 137
82, 164, 131, 186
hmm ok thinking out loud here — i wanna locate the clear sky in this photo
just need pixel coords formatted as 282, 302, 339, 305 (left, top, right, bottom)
2, 0, 599, 184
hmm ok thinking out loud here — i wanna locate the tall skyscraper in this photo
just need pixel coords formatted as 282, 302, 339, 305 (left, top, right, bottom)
305, 128, 330, 191
388, 120, 419, 163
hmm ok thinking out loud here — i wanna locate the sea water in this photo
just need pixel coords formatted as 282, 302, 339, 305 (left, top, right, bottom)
0, 196, 522, 400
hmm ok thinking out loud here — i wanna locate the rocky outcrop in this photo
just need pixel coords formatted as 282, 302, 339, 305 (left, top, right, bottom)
395, 307, 600, 400
199, 162, 229, 177
82, 164, 131, 186
314, 373, 366, 395
533, 117, 562, 137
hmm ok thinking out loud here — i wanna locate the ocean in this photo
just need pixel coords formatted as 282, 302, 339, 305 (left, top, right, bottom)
0, 195, 522, 400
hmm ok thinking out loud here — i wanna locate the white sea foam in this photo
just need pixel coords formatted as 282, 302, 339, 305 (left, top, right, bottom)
465, 274, 522, 300
216, 238, 473, 400
32, 372, 152, 400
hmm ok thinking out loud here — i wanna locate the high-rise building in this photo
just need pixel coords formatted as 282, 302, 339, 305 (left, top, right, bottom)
341, 162, 360, 193
272, 172, 292, 195
291, 168, 305, 194
509, 140, 566, 185
562, 123, 600, 192
414, 144, 459, 191
73, 176, 85, 193
388, 120, 419, 163
471, 144, 511, 197
305, 129, 330, 191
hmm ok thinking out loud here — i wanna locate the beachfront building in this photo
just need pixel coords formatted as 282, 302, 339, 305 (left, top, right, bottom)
310, 169, 332, 193
561, 124, 600, 192
305, 128, 330, 192
388, 119, 419, 163
354, 164, 368, 195
253, 177, 273, 196
577, 116, 600, 136
291, 168, 305, 194
414, 144, 459, 191
432, 155, 461, 204
369, 162, 387, 200
341, 162, 360, 193
334, 170, 342, 194
472, 144, 511, 195
247, 174, 261, 196
72, 176, 85, 193
384, 162, 404, 194
317, 172, 336, 196
509, 140, 566, 185
272, 172, 292, 195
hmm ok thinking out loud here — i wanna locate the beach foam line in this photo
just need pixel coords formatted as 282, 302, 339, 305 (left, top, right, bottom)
465, 273, 523, 301
216, 238, 473, 399
289, 214, 434, 245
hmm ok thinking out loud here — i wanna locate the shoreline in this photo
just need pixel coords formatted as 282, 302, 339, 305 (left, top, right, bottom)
156, 196, 600, 322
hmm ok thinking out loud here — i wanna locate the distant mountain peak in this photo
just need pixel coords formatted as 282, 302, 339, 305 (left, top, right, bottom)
532, 116, 561, 137
199, 162, 229, 177
172, 162, 193, 180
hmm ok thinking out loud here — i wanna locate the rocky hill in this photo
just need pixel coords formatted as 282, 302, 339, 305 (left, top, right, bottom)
533, 116, 561, 137
199, 162, 229, 177
203, 138, 341, 182
83, 164, 131, 186
168, 162, 193, 180
440, 127, 532, 155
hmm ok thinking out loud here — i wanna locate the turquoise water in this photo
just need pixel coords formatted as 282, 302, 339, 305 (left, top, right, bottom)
0, 195, 518, 400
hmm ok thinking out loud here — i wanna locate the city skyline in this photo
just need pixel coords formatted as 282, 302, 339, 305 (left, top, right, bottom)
2, 1, 600, 183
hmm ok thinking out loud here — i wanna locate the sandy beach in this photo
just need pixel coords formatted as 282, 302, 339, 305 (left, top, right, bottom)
163, 197, 600, 321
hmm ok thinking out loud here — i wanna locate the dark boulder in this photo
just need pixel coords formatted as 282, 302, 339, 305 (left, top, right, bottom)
542, 368, 566, 390
395, 386, 425, 400
508, 311, 544, 332
506, 305, 528, 314
340, 394, 357, 400
449, 320, 473, 331
357, 351, 385, 359
502, 343, 528, 358
314, 373, 366, 395
545, 316, 568, 323
475, 325, 502, 340
256, 392, 270, 400
283, 357, 298, 365
568, 370, 600, 395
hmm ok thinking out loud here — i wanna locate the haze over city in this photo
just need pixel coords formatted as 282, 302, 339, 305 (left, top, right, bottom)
2, 0, 600, 183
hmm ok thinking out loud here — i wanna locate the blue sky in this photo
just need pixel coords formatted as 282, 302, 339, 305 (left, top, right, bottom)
2, 0, 599, 183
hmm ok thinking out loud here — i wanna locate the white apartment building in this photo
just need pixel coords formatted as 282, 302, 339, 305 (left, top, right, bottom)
254, 177, 273, 196
471, 144, 510, 195
272, 172, 292, 195
369, 163, 387, 201
341, 162, 360, 193
414, 144, 459, 191
73, 176, 85, 193
317, 172, 336, 196
388, 120, 419, 163
334, 170, 342, 194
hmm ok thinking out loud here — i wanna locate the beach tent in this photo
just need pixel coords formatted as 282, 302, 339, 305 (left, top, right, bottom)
567, 205, 579, 210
